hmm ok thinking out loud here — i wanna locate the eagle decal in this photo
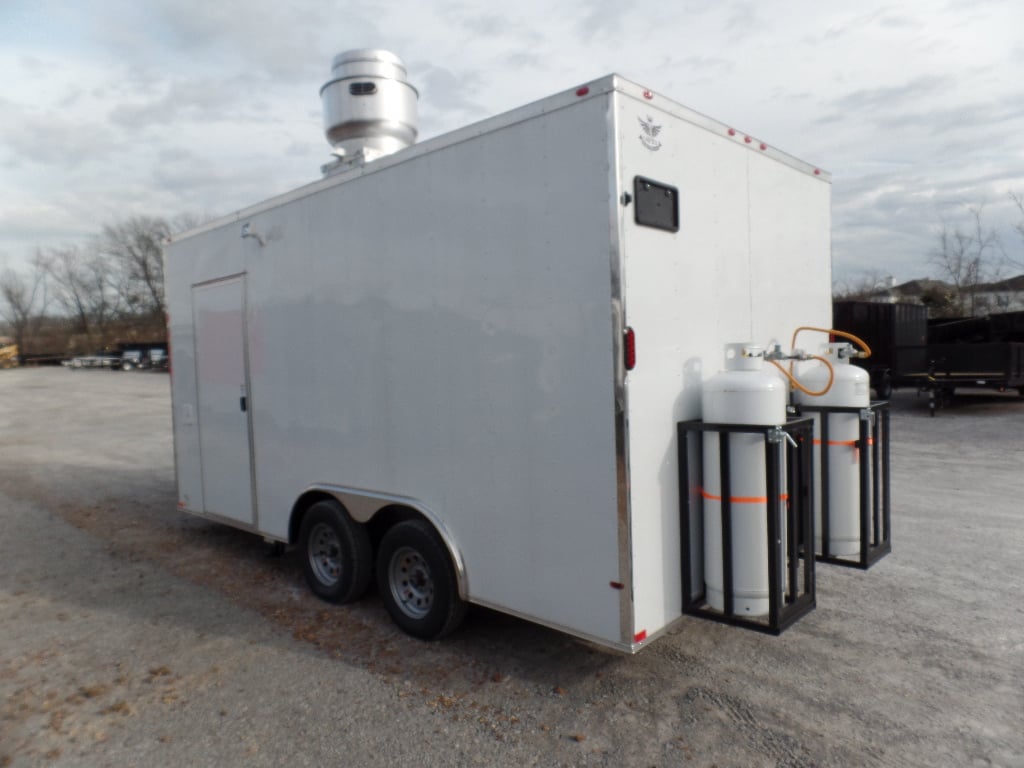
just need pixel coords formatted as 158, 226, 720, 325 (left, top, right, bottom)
638, 115, 662, 151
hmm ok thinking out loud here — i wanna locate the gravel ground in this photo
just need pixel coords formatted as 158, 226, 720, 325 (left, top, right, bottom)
1, 367, 1022, 767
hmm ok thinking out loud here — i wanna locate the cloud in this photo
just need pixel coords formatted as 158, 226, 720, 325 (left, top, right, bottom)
877, 12, 922, 30
95, 0, 340, 81
0, 199, 97, 246
108, 77, 251, 129
831, 75, 951, 113
575, 0, 634, 42
723, 0, 765, 42
418, 64, 486, 119
0, 97, 120, 166
831, 162, 1024, 283
0, 0, 1022, 290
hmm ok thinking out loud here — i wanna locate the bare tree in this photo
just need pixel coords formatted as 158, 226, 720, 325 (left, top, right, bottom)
42, 245, 121, 345
101, 216, 170, 320
1009, 191, 1024, 271
930, 205, 999, 317
917, 284, 958, 317
833, 270, 894, 301
170, 211, 212, 235
0, 254, 48, 355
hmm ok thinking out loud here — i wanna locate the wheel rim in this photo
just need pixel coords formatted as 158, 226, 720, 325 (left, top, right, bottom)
388, 546, 434, 620
308, 522, 341, 586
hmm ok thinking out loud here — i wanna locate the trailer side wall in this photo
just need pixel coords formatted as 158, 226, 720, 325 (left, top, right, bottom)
167, 93, 628, 645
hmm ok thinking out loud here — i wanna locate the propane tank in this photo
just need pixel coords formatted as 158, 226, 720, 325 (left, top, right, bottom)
702, 343, 787, 617
793, 343, 870, 556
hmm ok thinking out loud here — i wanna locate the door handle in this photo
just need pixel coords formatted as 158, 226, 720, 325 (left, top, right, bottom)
240, 396, 247, 412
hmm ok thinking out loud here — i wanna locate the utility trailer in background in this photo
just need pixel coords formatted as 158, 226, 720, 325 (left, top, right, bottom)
910, 313, 1024, 413
898, 341, 1024, 416
165, 54, 832, 652
907, 342, 1024, 393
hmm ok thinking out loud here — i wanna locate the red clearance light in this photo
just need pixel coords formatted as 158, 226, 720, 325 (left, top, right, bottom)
814, 169, 821, 175
576, 86, 590, 97
624, 327, 636, 371
642, 89, 653, 100
759, 143, 767, 150
728, 128, 736, 136
744, 136, 752, 144
633, 630, 647, 643
609, 581, 624, 590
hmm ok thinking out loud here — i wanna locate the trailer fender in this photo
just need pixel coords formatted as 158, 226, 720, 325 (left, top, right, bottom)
292, 485, 469, 601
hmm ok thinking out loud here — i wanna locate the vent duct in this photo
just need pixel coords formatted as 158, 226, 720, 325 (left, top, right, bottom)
319, 49, 418, 173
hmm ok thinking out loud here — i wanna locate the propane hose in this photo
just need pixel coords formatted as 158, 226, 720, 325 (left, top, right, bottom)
790, 326, 872, 359
770, 354, 835, 397
782, 326, 872, 397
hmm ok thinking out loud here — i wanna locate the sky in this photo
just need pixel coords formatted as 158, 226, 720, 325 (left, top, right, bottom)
1, 0, 1022, 289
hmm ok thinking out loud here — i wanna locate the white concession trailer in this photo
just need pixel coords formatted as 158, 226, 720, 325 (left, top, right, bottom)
165, 51, 832, 652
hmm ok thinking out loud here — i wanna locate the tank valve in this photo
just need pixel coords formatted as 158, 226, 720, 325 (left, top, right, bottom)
766, 345, 808, 362
832, 343, 856, 360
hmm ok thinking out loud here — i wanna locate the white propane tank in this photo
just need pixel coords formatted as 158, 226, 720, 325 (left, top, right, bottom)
794, 343, 870, 556
702, 343, 787, 616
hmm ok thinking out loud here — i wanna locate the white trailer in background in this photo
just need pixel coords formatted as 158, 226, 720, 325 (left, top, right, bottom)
165, 51, 831, 652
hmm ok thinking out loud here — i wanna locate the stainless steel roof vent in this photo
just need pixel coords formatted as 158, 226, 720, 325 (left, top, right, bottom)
319, 49, 418, 174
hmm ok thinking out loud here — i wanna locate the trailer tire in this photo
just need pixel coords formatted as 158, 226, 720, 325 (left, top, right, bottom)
299, 500, 372, 604
876, 374, 893, 400
377, 519, 466, 640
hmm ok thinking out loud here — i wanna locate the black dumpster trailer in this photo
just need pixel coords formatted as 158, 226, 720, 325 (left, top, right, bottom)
832, 301, 928, 398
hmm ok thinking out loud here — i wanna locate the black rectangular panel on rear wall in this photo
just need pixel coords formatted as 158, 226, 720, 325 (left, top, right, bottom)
633, 176, 679, 232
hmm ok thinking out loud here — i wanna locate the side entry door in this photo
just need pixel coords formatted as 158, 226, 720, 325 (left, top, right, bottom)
192, 275, 255, 527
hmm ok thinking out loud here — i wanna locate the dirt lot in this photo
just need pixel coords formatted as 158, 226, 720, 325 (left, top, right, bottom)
1, 368, 1022, 767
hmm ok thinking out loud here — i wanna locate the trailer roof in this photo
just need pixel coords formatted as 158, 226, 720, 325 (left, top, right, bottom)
169, 74, 831, 245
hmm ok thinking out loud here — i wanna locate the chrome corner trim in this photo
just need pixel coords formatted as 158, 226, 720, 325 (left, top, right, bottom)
607, 91, 635, 647
300, 484, 469, 600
